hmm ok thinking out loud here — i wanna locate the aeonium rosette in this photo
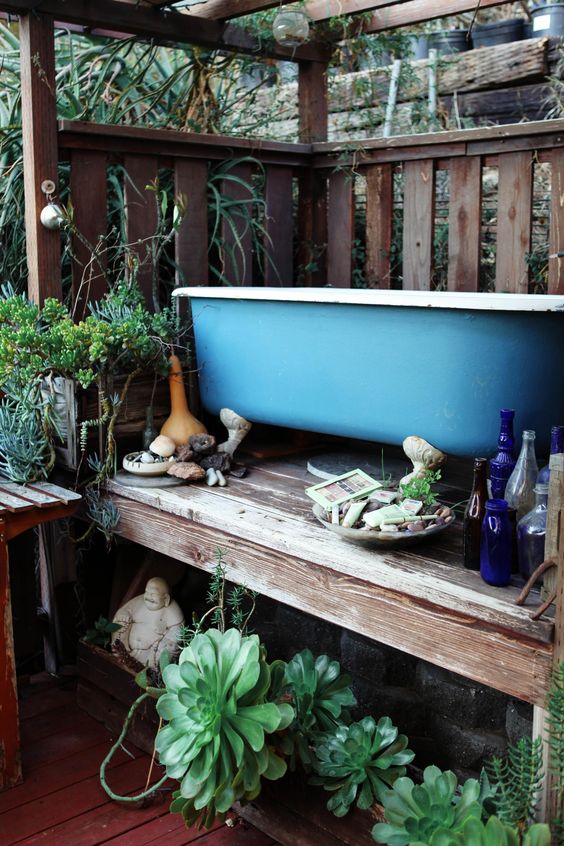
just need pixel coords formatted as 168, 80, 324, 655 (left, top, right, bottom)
155, 628, 293, 828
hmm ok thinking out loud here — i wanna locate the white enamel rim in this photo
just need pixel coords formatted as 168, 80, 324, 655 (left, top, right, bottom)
173, 287, 564, 313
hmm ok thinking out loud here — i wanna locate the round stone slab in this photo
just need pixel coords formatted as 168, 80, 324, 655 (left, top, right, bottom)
306, 451, 408, 483
113, 471, 185, 488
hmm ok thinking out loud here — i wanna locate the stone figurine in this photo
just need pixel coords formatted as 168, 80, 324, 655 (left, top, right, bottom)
217, 408, 252, 457
111, 577, 184, 669
399, 435, 447, 488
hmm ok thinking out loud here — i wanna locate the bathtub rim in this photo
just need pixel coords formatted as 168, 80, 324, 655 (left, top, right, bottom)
173, 287, 564, 313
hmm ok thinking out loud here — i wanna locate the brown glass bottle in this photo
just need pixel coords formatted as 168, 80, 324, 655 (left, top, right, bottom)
463, 458, 488, 570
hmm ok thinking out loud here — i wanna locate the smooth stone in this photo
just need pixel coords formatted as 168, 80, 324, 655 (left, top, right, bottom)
140, 452, 155, 463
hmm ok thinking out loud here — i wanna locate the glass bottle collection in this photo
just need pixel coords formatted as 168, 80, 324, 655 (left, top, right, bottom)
462, 411, 562, 589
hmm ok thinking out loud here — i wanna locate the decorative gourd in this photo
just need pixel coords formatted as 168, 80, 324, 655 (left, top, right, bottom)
160, 354, 207, 446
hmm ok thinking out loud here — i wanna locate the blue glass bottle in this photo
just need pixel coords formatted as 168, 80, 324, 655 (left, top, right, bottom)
480, 499, 513, 587
490, 409, 516, 499
537, 425, 564, 485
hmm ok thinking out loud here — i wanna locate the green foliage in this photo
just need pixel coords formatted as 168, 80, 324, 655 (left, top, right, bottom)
310, 716, 414, 817
0, 383, 58, 483
409, 815, 551, 846
84, 615, 121, 649
271, 648, 356, 771
400, 469, 442, 506
547, 661, 564, 841
156, 628, 293, 828
486, 737, 544, 830
372, 765, 483, 846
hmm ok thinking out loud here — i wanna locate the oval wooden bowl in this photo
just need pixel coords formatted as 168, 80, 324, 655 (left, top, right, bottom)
312, 503, 455, 549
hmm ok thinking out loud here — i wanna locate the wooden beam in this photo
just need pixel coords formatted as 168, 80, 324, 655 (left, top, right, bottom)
0, 531, 21, 790
20, 13, 61, 304
188, 0, 516, 27
364, 0, 518, 33
1, 0, 329, 61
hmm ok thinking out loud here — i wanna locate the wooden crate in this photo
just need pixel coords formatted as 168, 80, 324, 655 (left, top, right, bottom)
77, 641, 160, 753
47, 373, 170, 471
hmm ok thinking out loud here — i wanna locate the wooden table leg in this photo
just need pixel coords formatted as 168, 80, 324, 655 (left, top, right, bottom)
0, 527, 22, 790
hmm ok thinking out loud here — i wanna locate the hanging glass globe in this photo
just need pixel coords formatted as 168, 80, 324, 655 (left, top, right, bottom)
272, 8, 311, 47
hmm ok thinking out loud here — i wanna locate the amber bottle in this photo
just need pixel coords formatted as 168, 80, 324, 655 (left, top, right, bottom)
463, 458, 489, 571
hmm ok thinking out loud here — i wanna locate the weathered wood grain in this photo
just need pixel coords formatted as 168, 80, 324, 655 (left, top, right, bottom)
403, 159, 435, 290
105, 473, 553, 705
495, 151, 533, 293
448, 157, 481, 292
549, 147, 564, 295
327, 170, 354, 287
20, 13, 61, 305
70, 150, 108, 316
264, 165, 294, 286
298, 61, 328, 144
175, 158, 209, 286
0, 538, 21, 790
365, 163, 393, 288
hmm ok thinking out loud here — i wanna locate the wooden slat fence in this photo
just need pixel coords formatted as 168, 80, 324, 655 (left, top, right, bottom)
59, 118, 564, 304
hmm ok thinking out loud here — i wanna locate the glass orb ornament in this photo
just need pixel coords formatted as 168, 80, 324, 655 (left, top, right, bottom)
272, 9, 310, 47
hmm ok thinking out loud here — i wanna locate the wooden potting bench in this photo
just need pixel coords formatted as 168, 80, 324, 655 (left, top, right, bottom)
0, 482, 81, 791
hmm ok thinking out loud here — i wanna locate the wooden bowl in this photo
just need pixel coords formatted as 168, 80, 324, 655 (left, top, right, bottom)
312, 503, 455, 549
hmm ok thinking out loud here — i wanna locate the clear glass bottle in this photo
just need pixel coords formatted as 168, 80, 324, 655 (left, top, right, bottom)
504, 430, 538, 521
489, 409, 516, 499
537, 425, 564, 485
480, 499, 513, 587
517, 484, 549, 582
463, 458, 488, 571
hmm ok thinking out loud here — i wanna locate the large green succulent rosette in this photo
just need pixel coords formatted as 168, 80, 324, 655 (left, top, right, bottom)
155, 628, 293, 828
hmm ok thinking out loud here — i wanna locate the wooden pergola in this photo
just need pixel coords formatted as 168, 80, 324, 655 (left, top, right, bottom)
1, 0, 564, 837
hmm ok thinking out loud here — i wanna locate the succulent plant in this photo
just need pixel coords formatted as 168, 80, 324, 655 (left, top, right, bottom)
310, 716, 414, 817
155, 628, 293, 828
271, 649, 356, 771
372, 765, 483, 846
408, 815, 551, 846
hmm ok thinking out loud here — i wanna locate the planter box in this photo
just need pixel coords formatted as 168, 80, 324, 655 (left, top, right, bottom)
174, 288, 564, 457
48, 372, 169, 471
77, 641, 159, 752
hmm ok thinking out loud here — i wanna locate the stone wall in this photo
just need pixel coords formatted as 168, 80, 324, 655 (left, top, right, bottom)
252, 596, 533, 780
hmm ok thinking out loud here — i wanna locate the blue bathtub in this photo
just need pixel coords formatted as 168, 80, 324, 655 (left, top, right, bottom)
173, 288, 564, 457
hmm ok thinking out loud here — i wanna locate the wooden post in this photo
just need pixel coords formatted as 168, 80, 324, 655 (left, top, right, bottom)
495, 151, 532, 294
365, 164, 393, 288
0, 526, 21, 789
20, 12, 61, 304
298, 61, 328, 285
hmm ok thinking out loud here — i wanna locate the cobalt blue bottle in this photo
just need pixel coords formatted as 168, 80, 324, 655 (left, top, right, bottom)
480, 499, 513, 587
490, 409, 516, 499
537, 425, 564, 485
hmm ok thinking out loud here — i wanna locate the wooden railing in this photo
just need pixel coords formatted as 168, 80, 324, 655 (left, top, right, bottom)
314, 119, 564, 294
59, 118, 564, 308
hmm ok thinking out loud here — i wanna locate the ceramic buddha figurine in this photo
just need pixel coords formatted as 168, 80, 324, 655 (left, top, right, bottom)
111, 577, 184, 668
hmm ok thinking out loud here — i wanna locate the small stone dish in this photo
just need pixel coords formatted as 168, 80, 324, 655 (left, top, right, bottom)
123, 452, 176, 477
312, 503, 455, 549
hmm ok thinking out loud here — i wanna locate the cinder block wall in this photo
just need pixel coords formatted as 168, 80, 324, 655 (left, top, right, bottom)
253, 597, 532, 779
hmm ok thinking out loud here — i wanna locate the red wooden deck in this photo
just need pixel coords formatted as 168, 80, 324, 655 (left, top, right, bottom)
0, 675, 278, 846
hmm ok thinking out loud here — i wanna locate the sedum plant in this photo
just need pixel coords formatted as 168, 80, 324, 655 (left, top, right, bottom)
271, 648, 356, 770
310, 715, 414, 817
373, 765, 483, 846
155, 628, 293, 829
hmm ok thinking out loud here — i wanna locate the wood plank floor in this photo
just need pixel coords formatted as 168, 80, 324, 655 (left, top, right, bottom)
1, 676, 278, 846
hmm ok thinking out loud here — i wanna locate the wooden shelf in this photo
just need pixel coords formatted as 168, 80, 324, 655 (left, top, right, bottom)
106, 456, 553, 707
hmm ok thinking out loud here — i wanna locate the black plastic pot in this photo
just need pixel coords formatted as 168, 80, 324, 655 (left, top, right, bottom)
472, 18, 525, 47
427, 29, 471, 55
531, 3, 564, 37
408, 34, 429, 60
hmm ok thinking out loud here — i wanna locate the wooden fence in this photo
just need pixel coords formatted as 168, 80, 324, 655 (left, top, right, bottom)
59, 117, 564, 306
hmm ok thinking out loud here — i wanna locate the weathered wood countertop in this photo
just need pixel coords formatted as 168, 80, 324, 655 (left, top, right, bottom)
106, 456, 553, 707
